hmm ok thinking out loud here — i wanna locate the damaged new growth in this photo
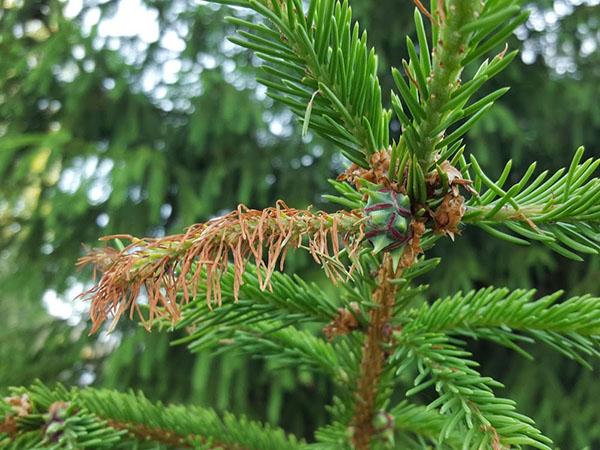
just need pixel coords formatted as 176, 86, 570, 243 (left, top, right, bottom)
79, 202, 365, 333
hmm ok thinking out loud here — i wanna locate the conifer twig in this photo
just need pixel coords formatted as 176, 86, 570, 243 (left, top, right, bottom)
1, 382, 303, 450
79, 202, 365, 332
414, 0, 483, 167
216, 0, 390, 166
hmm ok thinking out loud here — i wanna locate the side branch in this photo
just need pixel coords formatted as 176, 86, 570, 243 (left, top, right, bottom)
460, 150, 600, 258
1, 383, 303, 449
78, 202, 364, 333
105, 420, 207, 448
219, 0, 389, 165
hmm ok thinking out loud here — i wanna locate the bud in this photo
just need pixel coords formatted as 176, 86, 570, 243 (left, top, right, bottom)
372, 411, 395, 447
372, 410, 393, 430
45, 421, 64, 436
363, 188, 412, 257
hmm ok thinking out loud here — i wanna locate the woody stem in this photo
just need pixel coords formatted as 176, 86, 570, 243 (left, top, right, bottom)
351, 255, 400, 449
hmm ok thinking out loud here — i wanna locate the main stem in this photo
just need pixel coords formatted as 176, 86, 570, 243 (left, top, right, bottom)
416, 0, 482, 168
352, 255, 399, 449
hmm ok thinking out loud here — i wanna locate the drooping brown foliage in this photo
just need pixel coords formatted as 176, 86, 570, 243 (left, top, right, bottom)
78, 202, 365, 333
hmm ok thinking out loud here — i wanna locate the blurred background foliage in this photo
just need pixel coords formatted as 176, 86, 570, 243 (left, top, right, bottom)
0, 0, 598, 447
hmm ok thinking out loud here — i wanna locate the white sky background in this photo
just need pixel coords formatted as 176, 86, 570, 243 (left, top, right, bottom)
44, 0, 600, 323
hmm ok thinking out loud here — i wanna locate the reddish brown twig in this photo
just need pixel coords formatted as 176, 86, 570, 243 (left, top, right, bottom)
412, 0, 435, 23
106, 420, 240, 449
350, 221, 424, 449
351, 255, 400, 449
79, 202, 365, 333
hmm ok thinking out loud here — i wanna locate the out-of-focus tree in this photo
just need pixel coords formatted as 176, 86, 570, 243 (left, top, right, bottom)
0, 0, 344, 436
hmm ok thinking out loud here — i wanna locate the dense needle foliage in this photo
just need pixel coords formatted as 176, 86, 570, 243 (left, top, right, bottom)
1, 0, 599, 449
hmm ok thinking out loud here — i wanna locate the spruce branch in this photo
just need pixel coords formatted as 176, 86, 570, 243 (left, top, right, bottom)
405, 0, 484, 167
412, 287, 600, 336
44, 1, 599, 449
391, 332, 553, 450
79, 203, 364, 333
215, 0, 390, 166
392, 1, 526, 186
462, 148, 600, 259
406, 287, 600, 366
202, 322, 357, 383
390, 400, 464, 447
164, 268, 358, 381
0, 381, 303, 449
313, 400, 465, 449
168, 263, 346, 352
